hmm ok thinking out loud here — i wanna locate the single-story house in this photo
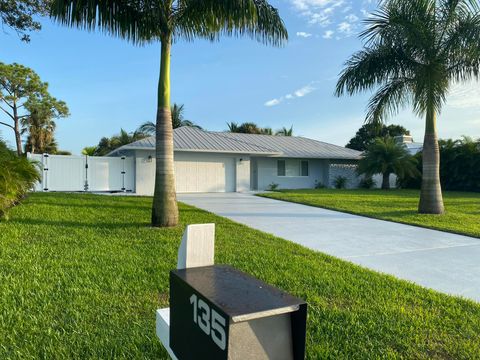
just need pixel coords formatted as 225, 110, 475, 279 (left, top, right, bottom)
108, 126, 363, 195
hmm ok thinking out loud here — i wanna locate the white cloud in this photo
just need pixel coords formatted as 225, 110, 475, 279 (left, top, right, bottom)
447, 81, 480, 109
287, 0, 376, 39
294, 85, 315, 97
264, 98, 281, 107
323, 30, 334, 39
296, 31, 312, 38
264, 83, 317, 107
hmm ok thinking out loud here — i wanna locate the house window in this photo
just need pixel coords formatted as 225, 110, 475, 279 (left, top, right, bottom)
277, 160, 309, 177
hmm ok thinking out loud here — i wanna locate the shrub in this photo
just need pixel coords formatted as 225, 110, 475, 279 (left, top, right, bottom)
315, 180, 326, 189
0, 139, 40, 219
359, 177, 376, 189
334, 176, 348, 189
267, 182, 279, 191
400, 137, 480, 192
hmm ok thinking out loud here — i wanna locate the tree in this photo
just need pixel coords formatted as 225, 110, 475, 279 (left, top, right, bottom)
137, 103, 201, 135
52, 0, 287, 227
0, 0, 49, 42
0, 62, 68, 155
22, 98, 68, 154
276, 126, 293, 136
336, 0, 480, 214
358, 137, 419, 190
82, 146, 97, 156
93, 128, 148, 156
346, 123, 410, 151
226, 122, 276, 135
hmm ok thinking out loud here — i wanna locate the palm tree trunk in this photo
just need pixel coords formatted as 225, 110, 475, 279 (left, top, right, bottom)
381, 172, 390, 190
151, 37, 179, 227
419, 107, 444, 214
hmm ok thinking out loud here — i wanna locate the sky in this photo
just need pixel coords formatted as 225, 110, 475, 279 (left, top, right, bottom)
2, 0, 480, 155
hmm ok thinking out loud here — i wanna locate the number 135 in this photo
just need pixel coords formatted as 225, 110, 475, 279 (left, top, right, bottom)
190, 294, 227, 350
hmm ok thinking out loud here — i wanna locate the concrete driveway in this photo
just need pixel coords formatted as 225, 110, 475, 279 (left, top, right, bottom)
178, 192, 480, 302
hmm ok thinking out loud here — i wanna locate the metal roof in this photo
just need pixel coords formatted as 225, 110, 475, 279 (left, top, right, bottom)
110, 126, 362, 160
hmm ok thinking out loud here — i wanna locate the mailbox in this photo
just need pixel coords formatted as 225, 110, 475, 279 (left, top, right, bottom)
170, 265, 307, 360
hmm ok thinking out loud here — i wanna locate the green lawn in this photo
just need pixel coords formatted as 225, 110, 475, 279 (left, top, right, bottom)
1, 193, 479, 359
259, 189, 480, 238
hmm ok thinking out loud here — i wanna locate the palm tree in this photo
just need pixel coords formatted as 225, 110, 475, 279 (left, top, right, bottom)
227, 122, 240, 132
138, 103, 200, 135
94, 129, 147, 156
335, 0, 480, 214
21, 107, 57, 154
227, 122, 270, 134
52, 0, 286, 227
276, 126, 293, 136
82, 146, 97, 156
358, 137, 419, 190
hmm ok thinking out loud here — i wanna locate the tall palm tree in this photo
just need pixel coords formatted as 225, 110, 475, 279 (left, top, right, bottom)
336, 0, 480, 214
51, 0, 287, 227
138, 103, 200, 135
276, 126, 293, 136
358, 137, 419, 189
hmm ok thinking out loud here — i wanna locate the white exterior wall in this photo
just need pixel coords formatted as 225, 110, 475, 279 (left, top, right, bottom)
134, 150, 250, 195
236, 156, 250, 192
255, 158, 329, 190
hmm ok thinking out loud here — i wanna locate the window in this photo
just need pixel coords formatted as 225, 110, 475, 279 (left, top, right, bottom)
277, 160, 309, 177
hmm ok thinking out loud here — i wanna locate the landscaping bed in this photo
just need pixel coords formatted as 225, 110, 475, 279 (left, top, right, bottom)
259, 189, 480, 238
0, 193, 479, 359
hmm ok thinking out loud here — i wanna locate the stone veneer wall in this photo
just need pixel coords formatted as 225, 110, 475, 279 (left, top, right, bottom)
328, 163, 361, 189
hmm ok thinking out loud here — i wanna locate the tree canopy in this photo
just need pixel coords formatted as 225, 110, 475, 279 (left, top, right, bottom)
0, 62, 69, 155
0, 0, 49, 41
346, 123, 410, 151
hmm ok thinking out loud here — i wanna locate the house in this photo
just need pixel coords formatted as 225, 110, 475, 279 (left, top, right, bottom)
395, 135, 423, 154
108, 126, 362, 195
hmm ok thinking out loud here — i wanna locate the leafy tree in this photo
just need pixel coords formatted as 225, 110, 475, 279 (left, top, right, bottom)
0, 62, 68, 155
0, 0, 49, 42
358, 137, 419, 190
276, 126, 293, 136
137, 103, 201, 135
336, 0, 480, 214
227, 122, 279, 135
346, 123, 410, 151
52, 0, 287, 227
93, 129, 148, 156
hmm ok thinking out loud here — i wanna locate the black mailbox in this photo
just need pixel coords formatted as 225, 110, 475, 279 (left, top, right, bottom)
170, 265, 307, 360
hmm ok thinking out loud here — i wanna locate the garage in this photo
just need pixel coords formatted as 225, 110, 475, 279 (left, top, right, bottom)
174, 153, 236, 193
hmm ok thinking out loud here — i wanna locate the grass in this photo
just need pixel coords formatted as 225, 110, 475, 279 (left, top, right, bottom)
259, 189, 480, 238
0, 193, 479, 359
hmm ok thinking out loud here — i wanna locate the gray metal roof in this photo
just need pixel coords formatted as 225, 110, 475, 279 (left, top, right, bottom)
110, 126, 361, 160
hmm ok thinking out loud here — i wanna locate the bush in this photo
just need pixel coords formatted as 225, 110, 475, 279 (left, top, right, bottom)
0, 139, 40, 219
359, 177, 376, 189
334, 176, 348, 189
315, 180, 326, 189
400, 137, 480, 192
267, 182, 279, 191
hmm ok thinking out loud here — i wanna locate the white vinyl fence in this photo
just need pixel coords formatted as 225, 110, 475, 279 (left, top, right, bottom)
28, 153, 135, 192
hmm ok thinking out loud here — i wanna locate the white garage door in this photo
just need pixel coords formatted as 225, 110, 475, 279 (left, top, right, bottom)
175, 155, 235, 193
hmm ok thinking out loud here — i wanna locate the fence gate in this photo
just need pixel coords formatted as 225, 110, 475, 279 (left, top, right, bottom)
28, 153, 135, 192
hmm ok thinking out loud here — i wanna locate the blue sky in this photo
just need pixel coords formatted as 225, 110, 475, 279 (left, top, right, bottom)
2, 0, 479, 154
